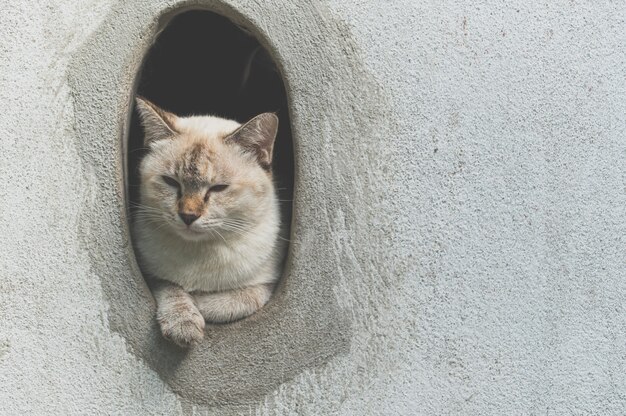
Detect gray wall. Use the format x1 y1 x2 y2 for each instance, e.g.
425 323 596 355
1 0 625 414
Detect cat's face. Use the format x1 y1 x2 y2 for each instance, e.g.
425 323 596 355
135 98 278 241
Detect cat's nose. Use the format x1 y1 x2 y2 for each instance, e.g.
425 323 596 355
179 212 200 225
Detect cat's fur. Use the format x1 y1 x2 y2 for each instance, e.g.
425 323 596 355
133 97 281 347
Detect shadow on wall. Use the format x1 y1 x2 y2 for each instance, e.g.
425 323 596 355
128 10 294 237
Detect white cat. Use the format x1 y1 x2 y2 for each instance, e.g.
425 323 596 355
133 97 281 347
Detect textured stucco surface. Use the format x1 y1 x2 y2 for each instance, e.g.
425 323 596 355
1 0 626 415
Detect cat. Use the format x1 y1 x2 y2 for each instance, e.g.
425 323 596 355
133 97 281 347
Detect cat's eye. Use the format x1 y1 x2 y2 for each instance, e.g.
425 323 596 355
209 184 228 192
161 175 180 188
204 184 228 202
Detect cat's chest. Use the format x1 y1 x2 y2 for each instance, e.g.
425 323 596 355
166 243 250 291
138 229 271 292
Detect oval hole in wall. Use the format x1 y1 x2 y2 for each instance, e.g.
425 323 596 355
127 10 294 294
68 1 361 405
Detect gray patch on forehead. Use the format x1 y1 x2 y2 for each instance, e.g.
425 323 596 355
177 143 212 188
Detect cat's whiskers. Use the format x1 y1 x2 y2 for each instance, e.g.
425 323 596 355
131 204 168 216
213 229 228 245
200 218 255 241
218 224 248 239
133 209 179 235
223 219 290 242
217 220 289 242
133 214 165 223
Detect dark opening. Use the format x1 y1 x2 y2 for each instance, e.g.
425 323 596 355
127 10 293 262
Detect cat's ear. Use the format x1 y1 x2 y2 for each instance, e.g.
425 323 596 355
225 113 278 170
135 97 178 144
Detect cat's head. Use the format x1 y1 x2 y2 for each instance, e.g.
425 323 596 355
135 97 279 241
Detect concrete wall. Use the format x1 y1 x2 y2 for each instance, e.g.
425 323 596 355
1 0 625 414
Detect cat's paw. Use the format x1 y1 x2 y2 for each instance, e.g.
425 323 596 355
157 306 206 347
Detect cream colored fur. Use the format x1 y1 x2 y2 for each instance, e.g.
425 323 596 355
133 97 281 347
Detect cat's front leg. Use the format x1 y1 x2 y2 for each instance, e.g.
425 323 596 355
152 280 205 347
193 284 273 324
